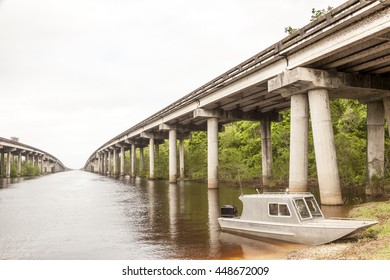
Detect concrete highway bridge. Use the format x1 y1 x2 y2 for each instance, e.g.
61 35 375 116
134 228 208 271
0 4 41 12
84 0 390 205
0 137 66 177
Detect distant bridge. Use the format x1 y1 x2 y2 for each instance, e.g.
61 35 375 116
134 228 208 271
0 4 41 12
0 137 66 177
85 0 390 205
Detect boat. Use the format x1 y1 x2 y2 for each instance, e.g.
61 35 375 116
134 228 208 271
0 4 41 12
217 192 377 245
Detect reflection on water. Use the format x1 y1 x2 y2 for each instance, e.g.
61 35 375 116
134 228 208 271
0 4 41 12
0 171 379 260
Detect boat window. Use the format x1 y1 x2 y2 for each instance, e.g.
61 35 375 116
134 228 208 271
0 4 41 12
268 203 291 217
294 198 311 219
305 197 323 217
279 204 290 216
269 203 278 216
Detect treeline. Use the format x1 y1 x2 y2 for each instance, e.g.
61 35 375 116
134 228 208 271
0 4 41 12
125 99 390 188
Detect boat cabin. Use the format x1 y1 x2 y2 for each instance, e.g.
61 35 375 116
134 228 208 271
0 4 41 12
238 192 324 224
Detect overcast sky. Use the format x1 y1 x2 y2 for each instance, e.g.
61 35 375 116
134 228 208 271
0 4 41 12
0 0 345 169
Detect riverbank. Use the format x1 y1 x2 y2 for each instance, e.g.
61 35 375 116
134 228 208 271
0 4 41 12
287 200 390 260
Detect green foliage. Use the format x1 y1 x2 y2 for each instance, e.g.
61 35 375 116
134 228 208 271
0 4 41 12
21 162 40 177
310 6 333 21
155 141 169 179
218 121 261 182
285 6 333 34
185 132 207 180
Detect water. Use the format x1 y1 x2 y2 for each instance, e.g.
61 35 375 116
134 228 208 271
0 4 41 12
0 171 331 260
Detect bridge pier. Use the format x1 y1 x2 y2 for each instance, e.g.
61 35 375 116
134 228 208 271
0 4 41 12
179 139 185 180
207 117 219 189
6 150 11 178
169 129 177 183
0 151 4 177
103 152 106 174
366 101 385 192
131 143 136 178
308 88 342 205
289 93 309 192
120 147 125 176
269 67 390 204
113 148 118 176
149 138 155 180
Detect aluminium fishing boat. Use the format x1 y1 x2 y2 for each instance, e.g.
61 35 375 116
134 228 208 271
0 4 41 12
218 192 377 245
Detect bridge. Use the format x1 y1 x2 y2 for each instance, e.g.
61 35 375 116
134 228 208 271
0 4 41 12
0 137 66 177
84 0 390 205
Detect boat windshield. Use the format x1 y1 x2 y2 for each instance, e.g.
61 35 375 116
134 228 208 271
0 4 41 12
305 196 323 217
294 198 311 220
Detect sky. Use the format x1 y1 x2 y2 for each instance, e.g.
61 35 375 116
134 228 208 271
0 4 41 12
0 0 346 169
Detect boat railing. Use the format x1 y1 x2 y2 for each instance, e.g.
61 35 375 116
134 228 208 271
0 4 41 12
328 217 377 223
261 192 314 196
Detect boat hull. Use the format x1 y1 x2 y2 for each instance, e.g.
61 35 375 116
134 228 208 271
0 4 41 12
218 217 377 245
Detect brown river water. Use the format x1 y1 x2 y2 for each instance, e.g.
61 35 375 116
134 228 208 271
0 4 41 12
0 170 355 260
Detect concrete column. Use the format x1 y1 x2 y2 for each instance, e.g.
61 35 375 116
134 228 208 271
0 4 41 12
179 139 185 180
40 156 44 174
131 143 136 178
102 153 106 174
169 129 177 183
108 151 112 175
149 138 155 180
17 150 22 177
6 150 11 178
367 101 385 185
113 149 118 176
207 117 219 189
260 115 273 186
120 147 125 176
0 151 4 177
308 88 342 205
140 147 144 176
289 93 309 192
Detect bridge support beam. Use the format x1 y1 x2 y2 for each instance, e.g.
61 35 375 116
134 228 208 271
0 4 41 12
308 88 342 205
6 150 11 178
179 139 185 180
289 93 309 192
120 147 125 176
149 138 155 180
0 151 4 177
131 143 136 178
103 152 106 174
366 101 385 192
113 148 118 176
207 117 219 189
169 129 177 183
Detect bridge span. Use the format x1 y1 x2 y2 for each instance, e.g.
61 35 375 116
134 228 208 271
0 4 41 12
85 0 390 205
0 137 66 177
